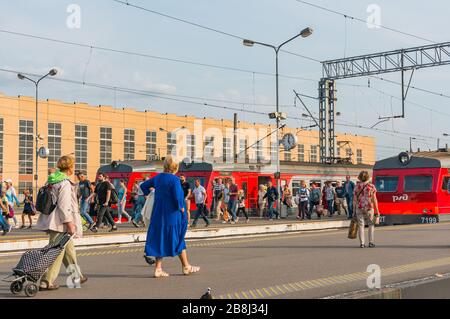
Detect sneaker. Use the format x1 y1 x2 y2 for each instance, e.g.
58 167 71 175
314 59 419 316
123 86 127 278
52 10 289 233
27 225 32 229
90 227 98 233
368 243 376 248
109 226 118 232
360 244 365 248
221 221 227 224
20 225 26 229
230 221 236 224
205 223 210 228
131 220 139 228
116 220 122 224
296 216 300 219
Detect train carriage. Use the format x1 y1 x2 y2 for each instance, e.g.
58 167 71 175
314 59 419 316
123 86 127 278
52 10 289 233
373 150 450 225
97 159 372 218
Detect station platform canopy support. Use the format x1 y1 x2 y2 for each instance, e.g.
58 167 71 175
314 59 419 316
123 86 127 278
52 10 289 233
318 42 450 163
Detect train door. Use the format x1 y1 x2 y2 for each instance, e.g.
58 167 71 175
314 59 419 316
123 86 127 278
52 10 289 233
240 176 249 208
438 172 450 216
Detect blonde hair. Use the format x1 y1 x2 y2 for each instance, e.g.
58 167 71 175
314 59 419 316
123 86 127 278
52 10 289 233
57 155 75 172
358 171 370 182
163 155 179 174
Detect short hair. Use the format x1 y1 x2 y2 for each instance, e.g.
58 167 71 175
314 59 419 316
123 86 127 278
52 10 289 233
57 156 75 172
163 155 179 174
358 171 370 182
120 179 125 183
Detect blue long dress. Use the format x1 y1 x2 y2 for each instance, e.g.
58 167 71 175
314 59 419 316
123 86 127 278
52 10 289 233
140 173 188 258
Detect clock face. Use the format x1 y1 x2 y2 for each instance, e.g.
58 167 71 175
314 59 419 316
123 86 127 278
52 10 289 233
38 147 50 159
282 134 297 151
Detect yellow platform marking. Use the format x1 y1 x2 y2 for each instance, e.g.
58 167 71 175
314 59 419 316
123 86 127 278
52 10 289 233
216 256 450 299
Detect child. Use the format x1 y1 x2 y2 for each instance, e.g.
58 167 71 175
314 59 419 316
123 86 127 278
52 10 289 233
236 190 249 223
21 189 35 229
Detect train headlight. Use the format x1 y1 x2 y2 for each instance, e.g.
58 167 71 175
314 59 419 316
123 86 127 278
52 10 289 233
398 152 411 165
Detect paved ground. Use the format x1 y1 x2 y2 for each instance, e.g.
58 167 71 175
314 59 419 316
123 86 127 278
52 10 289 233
1 222 450 299
0 213 348 241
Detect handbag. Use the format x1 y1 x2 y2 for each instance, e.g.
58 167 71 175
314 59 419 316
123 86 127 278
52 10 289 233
8 206 14 218
142 192 155 227
348 217 359 239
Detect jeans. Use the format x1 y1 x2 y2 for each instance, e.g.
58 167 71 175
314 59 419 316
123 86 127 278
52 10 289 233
327 200 334 215
0 213 9 231
192 203 210 226
268 201 278 219
80 198 94 224
133 196 146 223
95 205 115 228
227 200 238 222
299 201 309 219
346 196 354 218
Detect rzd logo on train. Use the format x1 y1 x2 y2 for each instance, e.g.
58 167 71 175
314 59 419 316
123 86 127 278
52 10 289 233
392 194 408 202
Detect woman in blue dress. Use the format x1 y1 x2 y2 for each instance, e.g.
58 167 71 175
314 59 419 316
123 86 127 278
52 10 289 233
140 156 200 278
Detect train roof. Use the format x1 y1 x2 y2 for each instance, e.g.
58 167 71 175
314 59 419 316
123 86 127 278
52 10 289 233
98 159 372 174
97 160 163 173
374 150 450 170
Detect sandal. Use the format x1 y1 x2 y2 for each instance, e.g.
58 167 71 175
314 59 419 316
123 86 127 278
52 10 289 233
154 268 170 278
39 283 60 291
183 265 200 276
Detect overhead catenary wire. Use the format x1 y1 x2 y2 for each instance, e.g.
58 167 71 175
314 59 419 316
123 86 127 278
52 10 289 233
295 0 437 44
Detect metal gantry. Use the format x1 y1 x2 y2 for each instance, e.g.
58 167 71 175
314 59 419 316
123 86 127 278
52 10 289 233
317 41 450 163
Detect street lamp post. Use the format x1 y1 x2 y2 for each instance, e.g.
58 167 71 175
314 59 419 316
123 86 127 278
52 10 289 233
17 69 58 197
243 27 313 215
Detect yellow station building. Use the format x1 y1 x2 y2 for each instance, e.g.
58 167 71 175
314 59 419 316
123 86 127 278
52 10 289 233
0 93 376 194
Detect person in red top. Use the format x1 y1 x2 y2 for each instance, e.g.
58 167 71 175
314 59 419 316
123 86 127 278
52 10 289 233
353 171 380 248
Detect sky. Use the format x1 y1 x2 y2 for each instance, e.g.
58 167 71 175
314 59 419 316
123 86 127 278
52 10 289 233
0 0 449 160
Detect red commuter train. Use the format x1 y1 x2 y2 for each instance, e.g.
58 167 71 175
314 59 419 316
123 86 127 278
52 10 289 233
97 159 372 215
373 150 450 225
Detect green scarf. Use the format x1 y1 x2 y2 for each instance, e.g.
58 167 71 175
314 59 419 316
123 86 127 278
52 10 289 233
47 170 69 185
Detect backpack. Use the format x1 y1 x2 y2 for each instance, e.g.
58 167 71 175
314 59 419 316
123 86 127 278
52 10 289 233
110 188 119 205
35 184 57 215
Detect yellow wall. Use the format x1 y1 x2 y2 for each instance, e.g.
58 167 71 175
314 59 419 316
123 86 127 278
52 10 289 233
0 93 376 191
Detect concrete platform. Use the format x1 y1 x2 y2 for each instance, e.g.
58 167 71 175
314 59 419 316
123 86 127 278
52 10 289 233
0 215 350 253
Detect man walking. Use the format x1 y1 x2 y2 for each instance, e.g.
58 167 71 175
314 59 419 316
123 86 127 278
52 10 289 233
91 173 117 232
264 181 279 221
227 177 239 224
335 181 348 216
76 172 95 230
191 179 210 227
180 175 191 225
344 175 356 219
309 183 322 219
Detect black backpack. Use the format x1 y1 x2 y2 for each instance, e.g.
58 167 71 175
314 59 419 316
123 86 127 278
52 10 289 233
35 184 56 215
110 188 119 205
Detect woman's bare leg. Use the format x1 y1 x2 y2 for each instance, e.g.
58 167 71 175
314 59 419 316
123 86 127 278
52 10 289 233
178 249 189 268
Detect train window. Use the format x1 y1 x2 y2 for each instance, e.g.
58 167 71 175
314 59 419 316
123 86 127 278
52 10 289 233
442 176 450 191
310 180 321 188
404 175 433 192
292 180 301 196
375 176 398 193
258 176 272 187
109 178 129 191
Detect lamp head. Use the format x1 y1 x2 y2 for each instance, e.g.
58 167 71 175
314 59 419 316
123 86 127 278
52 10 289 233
243 39 254 47
300 27 313 38
49 69 58 76
17 73 25 80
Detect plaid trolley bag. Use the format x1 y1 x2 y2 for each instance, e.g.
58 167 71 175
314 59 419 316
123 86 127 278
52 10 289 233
3 233 73 297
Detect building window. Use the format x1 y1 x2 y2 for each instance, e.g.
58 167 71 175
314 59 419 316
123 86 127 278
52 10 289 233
239 139 248 163
0 118 3 174
346 148 353 159
100 127 112 165
223 138 231 162
146 131 157 161
19 120 34 174
357 149 363 164
297 144 304 162
284 149 291 161
48 123 61 169
167 132 177 156
75 125 88 173
336 147 341 157
18 181 33 196
124 129 135 161
256 141 264 163
187 135 196 160
310 145 318 163
204 136 214 160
